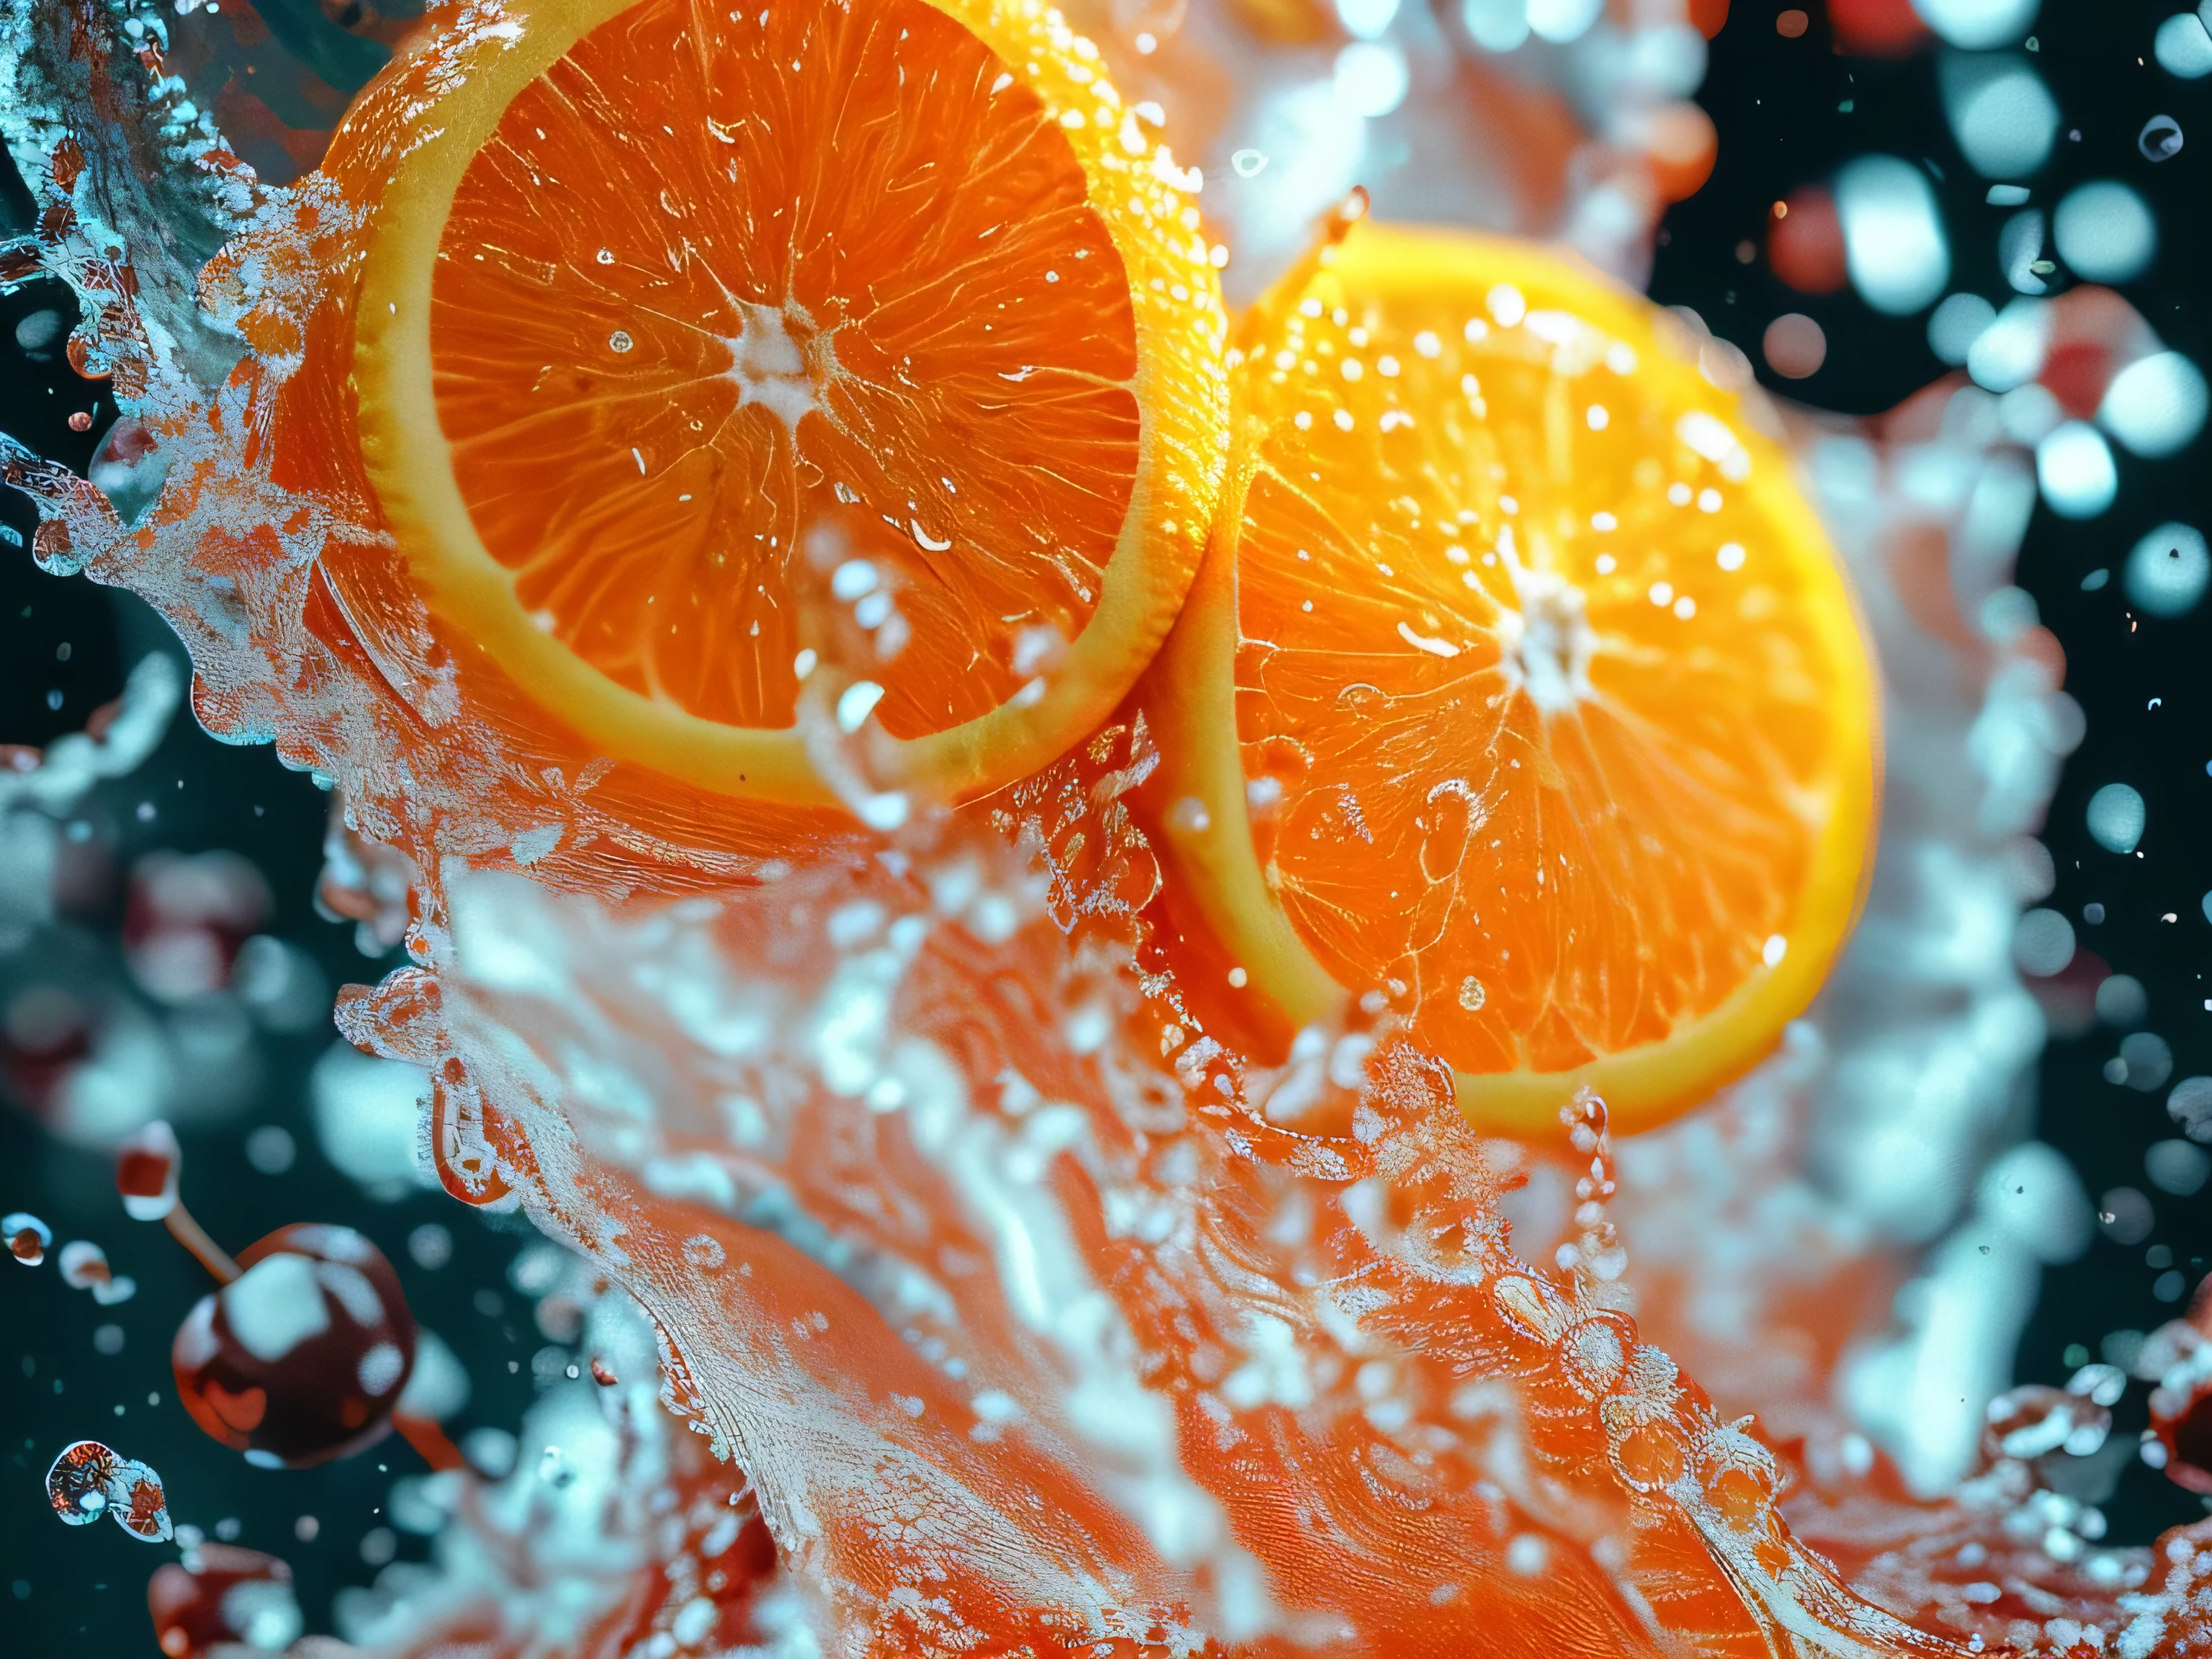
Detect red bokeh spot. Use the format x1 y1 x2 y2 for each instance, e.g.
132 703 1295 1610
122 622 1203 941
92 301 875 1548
1770 187 1848 294
1827 0 1930 54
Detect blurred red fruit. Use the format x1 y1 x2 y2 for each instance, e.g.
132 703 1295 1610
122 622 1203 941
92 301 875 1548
148 1545 300 1658
1770 186 1848 294
1827 0 1929 54
172 1223 416 1468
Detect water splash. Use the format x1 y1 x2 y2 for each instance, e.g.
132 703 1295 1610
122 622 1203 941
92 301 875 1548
0 0 2203 1653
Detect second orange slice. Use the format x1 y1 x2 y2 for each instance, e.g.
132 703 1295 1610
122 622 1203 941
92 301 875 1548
1144 224 1879 1135
348 0 1227 814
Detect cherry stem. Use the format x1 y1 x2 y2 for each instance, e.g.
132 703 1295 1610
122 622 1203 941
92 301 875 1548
165 1202 240 1284
392 1411 468 1473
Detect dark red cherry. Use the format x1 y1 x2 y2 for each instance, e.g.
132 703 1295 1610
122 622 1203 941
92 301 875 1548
147 1544 300 1657
171 1223 416 1468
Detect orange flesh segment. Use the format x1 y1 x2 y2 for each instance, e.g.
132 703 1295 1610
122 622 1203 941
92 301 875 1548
1159 225 1876 1133
428 0 1139 743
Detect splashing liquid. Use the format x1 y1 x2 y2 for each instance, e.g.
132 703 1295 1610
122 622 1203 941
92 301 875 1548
2 0 2206 1654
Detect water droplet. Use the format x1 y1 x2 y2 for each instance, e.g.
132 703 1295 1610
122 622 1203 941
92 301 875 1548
2140 114 2185 162
5 1212 50 1265
608 330 634 354
2085 783 2145 854
835 680 885 733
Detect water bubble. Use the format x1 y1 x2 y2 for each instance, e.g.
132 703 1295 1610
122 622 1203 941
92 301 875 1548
1999 208 2049 296
2121 1032 2175 1092
2085 783 2145 853
835 680 886 733
608 330 634 354
408 1223 454 1270
1834 156 1950 315
830 559 879 601
2154 12 2212 76
2035 422 2116 518
2139 113 2185 161
1762 313 1826 379
1230 148 1269 178
1333 42 1410 117
1928 292 1996 365
59 1239 112 1290
2012 908 2075 976
14 308 63 354
2097 1186 2154 1245
1525 0 1602 42
5 1212 51 1265
244 1125 295 1174
2100 351 2208 457
1335 0 1399 38
1940 53 2060 179
313 1043 436 1197
1914 0 2040 49
2096 974 2149 1028
461 1426 518 1478
2054 181 2157 282
2147 1140 2211 1196
1462 0 1532 51
1967 295 2050 390
2124 523 2210 617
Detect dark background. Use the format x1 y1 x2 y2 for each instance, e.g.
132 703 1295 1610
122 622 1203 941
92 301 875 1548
1 0 2208 1648
1648 0 2212 1543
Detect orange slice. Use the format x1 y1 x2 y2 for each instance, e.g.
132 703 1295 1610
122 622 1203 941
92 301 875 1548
349 0 1226 813
1143 222 1878 1135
